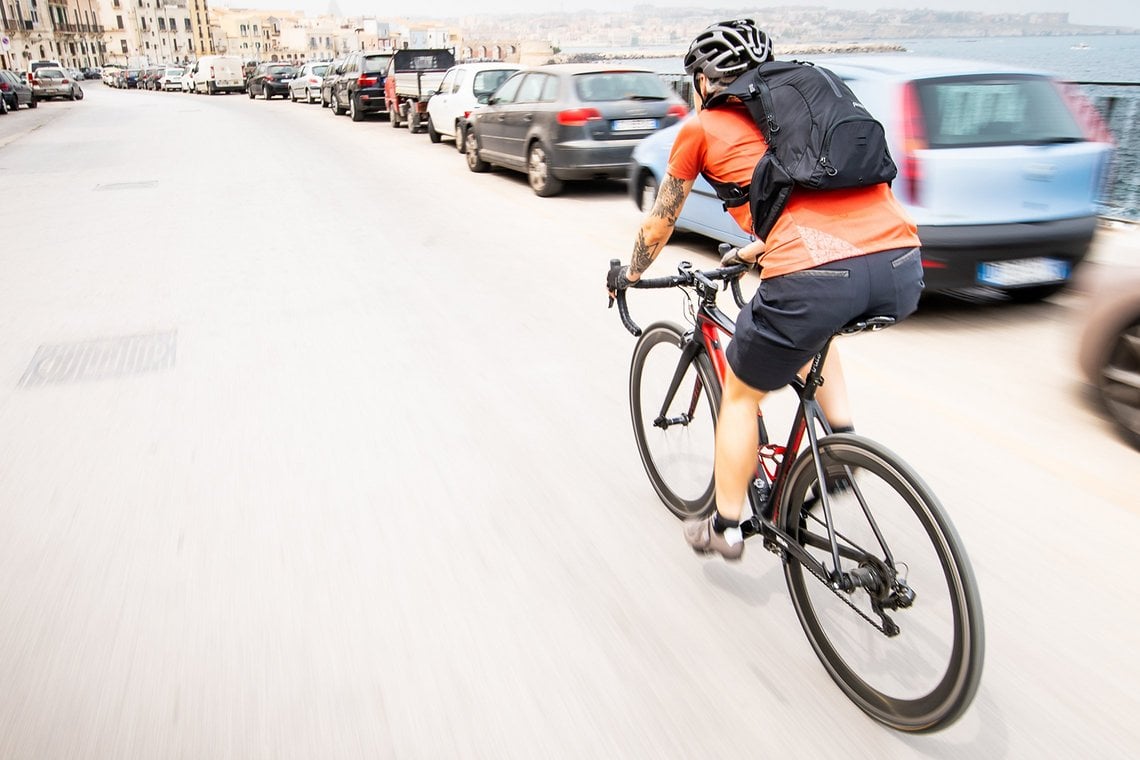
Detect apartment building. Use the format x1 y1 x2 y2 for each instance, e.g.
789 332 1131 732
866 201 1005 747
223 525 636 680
96 0 195 66
1 0 106 69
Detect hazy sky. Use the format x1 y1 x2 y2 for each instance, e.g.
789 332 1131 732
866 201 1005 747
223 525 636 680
214 1 1139 30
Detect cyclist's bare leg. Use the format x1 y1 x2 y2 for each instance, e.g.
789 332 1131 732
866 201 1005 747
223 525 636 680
713 365 768 522
714 349 853 521
813 347 853 430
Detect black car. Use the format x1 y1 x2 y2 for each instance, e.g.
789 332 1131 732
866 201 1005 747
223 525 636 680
247 63 295 100
319 57 346 108
466 64 688 196
0 69 35 110
329 50 391 121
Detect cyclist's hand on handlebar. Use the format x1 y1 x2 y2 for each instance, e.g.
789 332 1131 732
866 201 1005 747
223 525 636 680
719 241 763 268
606 260 639 305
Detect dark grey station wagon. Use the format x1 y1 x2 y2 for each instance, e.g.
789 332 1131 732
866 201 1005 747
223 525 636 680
465 63 688 196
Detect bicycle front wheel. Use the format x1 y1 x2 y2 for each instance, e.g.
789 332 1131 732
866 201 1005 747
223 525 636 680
629 322 721 519
779 434 984 732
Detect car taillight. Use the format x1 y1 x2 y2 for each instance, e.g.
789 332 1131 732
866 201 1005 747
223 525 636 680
899 82 927 206
309 77 318 84
667 103 688 119
61 79 69 84
0 82 9 92
358 75 377 87
557 107 603 126
32 78 42 86
1056 81 1114 144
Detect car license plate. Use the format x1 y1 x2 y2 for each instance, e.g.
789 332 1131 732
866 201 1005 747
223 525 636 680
613 118 658 132
977 257 1070 287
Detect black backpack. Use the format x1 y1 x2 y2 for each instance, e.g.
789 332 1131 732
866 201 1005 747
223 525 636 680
703 60 897 240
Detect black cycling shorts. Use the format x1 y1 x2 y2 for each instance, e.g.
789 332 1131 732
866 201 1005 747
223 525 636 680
727 247 924 392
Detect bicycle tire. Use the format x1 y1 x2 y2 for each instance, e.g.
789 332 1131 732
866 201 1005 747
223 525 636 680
778 434 984 732
629 322 721 519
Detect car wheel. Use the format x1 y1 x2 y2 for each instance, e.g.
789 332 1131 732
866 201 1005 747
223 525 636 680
290 89 297 102
321 92 328 107
28 97 37 109
640 174 659 211
0 97 7 115
427 115 441 143
465 131 489 173
308 91 317 104
350 95 363 122
1095 314 1140 449
331 93 342 115
528 142 563 197
248 86 255 99
456 123 467 153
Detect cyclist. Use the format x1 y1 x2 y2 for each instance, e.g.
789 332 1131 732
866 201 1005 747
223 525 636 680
611 18 924 560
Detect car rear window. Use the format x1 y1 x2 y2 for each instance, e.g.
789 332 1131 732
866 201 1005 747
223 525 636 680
312 65 329 76
362 55 391 74
914 74 1084 148
38 69 64 79
574 72 670 102
267 65 292 75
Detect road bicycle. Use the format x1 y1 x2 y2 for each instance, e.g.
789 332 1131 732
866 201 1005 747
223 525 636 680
608 256 984 732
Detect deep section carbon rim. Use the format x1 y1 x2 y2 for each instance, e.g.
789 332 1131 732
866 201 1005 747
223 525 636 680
779 434 984 731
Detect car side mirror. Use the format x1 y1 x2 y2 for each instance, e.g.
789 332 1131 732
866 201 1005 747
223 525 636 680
487 96 498 106
426 89 437 98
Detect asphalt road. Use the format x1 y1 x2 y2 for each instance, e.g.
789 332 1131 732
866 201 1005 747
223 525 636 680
1 83 1138 759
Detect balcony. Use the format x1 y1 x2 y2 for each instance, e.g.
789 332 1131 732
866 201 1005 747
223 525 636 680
2 19 35 32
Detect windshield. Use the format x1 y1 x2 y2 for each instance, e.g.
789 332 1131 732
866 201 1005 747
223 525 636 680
915 75 1084 147
574 72 670 102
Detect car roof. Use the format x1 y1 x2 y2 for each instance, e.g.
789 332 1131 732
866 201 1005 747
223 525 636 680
807 54 1056 81
522 63 655 76
451 62 522 71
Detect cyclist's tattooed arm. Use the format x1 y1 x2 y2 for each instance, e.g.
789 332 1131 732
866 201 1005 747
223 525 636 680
628 174 694 281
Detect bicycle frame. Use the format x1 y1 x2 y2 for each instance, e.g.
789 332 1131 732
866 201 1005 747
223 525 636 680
657 272 886 594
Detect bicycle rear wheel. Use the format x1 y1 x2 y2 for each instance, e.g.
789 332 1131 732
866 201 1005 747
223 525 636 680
629 322 720 518
779 434 984 732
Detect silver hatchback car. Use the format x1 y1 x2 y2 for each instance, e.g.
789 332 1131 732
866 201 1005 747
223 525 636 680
629 56 1115 300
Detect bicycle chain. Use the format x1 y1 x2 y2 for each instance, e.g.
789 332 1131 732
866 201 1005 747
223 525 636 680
764 539 891 637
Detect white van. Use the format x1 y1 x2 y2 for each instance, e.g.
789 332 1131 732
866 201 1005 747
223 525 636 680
189 55 244 94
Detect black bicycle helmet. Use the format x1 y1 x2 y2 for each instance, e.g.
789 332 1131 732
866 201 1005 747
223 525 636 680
684 18 773 81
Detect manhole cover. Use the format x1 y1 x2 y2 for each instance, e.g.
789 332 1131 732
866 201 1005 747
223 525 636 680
19 330 177 387
95 181 158 191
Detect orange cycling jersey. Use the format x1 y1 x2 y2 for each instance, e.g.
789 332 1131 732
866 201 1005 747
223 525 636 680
666 105 921 279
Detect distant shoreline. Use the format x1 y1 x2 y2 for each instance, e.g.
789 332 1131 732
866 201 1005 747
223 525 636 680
552 42 908 63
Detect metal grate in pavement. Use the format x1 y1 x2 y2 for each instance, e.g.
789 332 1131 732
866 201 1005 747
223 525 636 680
19 331 177 388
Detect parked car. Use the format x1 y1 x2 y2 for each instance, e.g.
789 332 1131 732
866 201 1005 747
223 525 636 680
158 67 184 92
81 66 101 80
0 69 35 110
426 62 522 149
628 56 1116 299
67 67 84 81
384 47 455 130
101 67 120 86
330 50 392 121
288 61 329 103
465 64 688 197
25 59 63 83
121 69 141 89
141 67 164 90
247 62 295 100
190 55 244 94
1078 271 1140 449
319 57 347 108
29 67 76 101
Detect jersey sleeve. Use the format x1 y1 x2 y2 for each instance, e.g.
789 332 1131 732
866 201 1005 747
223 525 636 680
665 115 707 181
